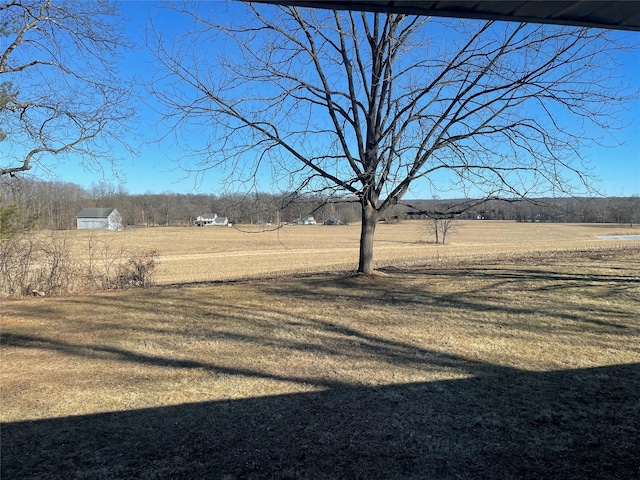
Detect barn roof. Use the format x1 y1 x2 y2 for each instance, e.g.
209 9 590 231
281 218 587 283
77 208 117 218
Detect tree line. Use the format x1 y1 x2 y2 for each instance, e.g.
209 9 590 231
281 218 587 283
1 177 637 230
0 177 363 229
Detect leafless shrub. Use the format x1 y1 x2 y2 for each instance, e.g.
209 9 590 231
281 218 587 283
0 233 78 297
0 232 160 298
0 235 36 297
112 249 159 289
32 234 80 296
84 232 130 291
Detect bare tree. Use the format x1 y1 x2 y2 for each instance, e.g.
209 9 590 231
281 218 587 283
425 216 457 245
150 4 636 274
0 0 134 177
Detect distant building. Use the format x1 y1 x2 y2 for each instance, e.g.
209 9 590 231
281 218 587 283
76 208 123 231
297 216 316 225
195 213 229 226
324 218 344 225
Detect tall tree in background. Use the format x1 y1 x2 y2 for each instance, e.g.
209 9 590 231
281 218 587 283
151 3 636 274
0 0 134 177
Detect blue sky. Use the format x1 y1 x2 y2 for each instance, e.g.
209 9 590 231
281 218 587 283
25 1 640 198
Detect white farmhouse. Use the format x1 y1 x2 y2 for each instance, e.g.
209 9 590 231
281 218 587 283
195 213 229 226
297 216 317 225
76 208 123 231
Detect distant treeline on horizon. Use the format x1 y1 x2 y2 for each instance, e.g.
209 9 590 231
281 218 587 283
1 177 638 230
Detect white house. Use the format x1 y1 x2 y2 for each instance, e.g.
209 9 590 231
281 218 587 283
297 216 317 225
77 208 123 231
195 213 229 226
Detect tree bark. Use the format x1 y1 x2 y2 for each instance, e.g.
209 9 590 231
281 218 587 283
358 202 378 274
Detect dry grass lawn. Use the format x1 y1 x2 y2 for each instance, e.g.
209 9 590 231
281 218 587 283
1 222 639 479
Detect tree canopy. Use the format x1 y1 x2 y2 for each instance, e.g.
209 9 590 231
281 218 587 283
0 0 134 177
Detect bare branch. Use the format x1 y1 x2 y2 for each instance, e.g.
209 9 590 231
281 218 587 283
0 0 135 177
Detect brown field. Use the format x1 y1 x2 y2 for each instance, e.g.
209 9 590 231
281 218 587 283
2 221 639 479
35 220 640 284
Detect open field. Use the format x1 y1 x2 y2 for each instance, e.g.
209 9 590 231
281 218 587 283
1 222 639 479
30 220 640 284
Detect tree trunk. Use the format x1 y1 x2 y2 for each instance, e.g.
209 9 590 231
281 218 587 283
358 203 378 274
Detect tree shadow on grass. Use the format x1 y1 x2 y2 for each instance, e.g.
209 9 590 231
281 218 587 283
262 266 639 336
2 363 638 480
3 259 639 479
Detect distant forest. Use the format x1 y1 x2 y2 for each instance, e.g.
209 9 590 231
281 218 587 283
1 177 638 230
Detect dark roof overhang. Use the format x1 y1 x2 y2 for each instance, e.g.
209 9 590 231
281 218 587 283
251 1 640 31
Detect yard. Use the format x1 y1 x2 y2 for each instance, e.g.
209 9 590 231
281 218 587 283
1 222 639 478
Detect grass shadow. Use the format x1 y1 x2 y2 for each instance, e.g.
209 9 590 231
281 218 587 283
3 251 639 478
2 363 639 479
263 264 639 335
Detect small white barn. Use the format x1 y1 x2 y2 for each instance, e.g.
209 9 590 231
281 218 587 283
195 213 229 226
76 208 123 231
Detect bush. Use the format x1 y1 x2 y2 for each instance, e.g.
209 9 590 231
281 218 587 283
34 234 80 296
0 229 160 298
113 249 159 289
